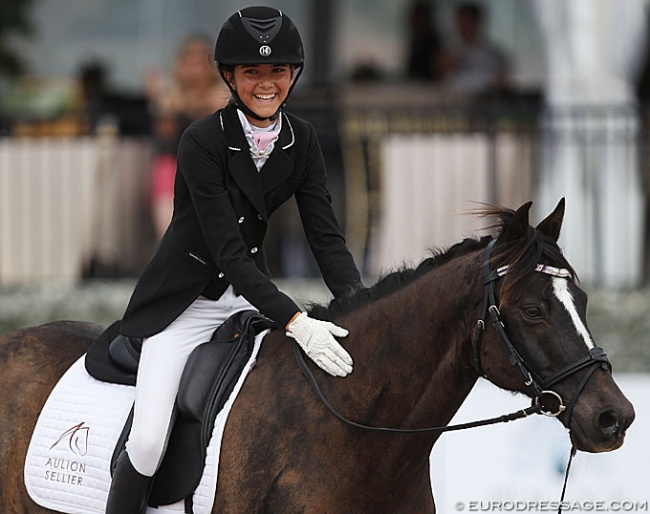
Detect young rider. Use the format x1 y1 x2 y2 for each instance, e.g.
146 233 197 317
105 6 363 513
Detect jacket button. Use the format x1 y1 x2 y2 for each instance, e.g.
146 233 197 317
250 247 258 254
218 272 225 278
238 217 245 224
257 214 263 221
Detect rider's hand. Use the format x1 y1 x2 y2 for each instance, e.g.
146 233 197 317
286 312 353 377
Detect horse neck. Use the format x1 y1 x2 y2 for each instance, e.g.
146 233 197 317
338 250 484 440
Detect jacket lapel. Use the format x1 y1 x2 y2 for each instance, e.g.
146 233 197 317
222 107 267 219
260 113 295 193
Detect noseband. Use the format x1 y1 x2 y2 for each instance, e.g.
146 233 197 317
472 240 612 422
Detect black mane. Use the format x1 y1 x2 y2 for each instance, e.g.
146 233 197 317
308 236 490 320
308 205 575 321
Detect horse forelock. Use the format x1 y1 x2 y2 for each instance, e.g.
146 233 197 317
488 207 577 307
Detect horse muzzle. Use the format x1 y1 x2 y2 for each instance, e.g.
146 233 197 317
568 397 635 453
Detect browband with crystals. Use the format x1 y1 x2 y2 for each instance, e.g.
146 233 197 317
496 264 572 279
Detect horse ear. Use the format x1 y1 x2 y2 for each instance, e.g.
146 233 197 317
536 198 565 242
500 201 533 242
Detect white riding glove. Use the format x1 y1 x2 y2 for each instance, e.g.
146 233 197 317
286 313 353 377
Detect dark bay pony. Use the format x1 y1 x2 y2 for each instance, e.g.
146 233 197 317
0 200 635 513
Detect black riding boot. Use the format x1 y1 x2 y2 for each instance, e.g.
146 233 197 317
105 451 154 514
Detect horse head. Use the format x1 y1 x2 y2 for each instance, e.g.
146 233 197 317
477 199 635 453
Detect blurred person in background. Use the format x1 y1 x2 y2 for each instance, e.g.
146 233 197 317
439 2 510 95
405 0 445 82
78 61 109 134
145 35 229 240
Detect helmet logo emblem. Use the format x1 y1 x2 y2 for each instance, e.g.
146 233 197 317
259 45 272 57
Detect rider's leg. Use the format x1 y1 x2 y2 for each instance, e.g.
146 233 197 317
105 289 253 513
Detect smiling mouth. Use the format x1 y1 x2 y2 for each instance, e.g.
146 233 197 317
254 93 277 102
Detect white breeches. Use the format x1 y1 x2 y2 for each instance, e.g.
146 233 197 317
125 287 254 477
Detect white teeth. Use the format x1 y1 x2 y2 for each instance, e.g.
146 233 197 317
255 94 275 101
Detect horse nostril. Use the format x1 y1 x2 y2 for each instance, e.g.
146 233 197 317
598 410 621 438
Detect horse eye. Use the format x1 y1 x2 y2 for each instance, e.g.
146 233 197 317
522 305 542 319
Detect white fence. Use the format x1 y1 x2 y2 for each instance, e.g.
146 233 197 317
374 132 533 274
0 137 153 285
1 104 647 287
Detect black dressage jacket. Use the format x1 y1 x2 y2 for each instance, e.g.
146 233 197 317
120 104 362 338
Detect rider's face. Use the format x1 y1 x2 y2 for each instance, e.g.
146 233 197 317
225 64 294 127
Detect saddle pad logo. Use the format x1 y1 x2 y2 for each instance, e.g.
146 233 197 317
41 422 90 487
50 422 89 456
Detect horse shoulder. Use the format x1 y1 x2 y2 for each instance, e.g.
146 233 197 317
215 328 318 512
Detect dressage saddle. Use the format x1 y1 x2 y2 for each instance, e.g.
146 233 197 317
84 310 274 508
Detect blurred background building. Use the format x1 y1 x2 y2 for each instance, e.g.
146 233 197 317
1 0 650 289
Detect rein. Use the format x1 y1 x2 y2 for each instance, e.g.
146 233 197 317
293 343 542 434
294 238 613 513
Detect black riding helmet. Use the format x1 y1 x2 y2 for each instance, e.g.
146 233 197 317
215 6 304 121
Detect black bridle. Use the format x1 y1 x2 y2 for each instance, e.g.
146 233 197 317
472 240 612 423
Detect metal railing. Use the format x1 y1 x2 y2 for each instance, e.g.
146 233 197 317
0 99 647 288
337 100 648 287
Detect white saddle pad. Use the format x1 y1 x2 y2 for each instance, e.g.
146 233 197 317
24 330 266 514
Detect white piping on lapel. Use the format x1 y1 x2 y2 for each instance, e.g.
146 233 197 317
281 113 295 150
219 111 242 151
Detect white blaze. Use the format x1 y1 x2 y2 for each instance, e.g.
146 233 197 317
552 277 594 349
